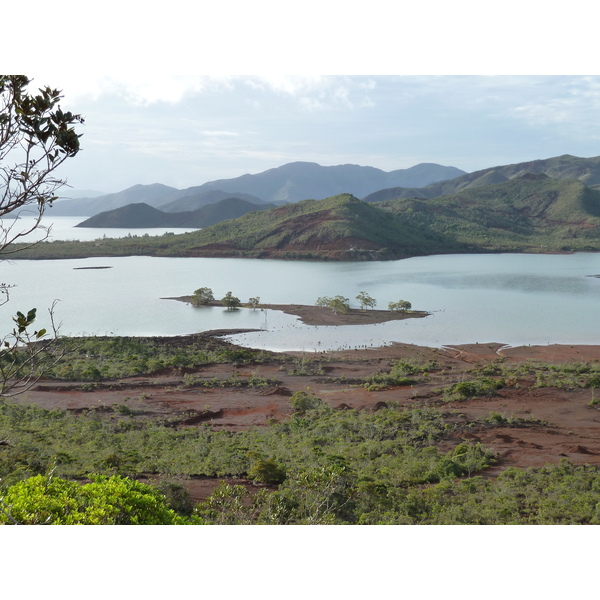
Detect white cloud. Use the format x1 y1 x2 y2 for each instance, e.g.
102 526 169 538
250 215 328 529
506 77 600 136
49 75 236 106
200 130 240 137
249 76 327 96
51 74 371 110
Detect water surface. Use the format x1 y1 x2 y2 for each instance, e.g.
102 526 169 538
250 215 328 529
2 249 600 351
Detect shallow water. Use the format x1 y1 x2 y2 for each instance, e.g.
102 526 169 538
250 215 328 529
2 248 600 351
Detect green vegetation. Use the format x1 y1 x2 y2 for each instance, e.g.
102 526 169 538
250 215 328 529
181 373 277 388
356 291 377 310
36 335 274 382
0 396 493 524
190 287 214 306
5 393 600 524
378 175 600 253
362 358 436 391
316 295 351 314
468 359 600 391
0 473 199 524
388 300 412 312
4 336 600 524
221 291 241 311
442 377 505 402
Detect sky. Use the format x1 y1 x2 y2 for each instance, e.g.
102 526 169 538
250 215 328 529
9 1 600 196
38 75 600 195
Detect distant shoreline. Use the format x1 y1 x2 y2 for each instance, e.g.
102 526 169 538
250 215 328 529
164 296 429 327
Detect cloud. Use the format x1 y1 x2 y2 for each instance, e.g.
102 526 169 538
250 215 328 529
54 75 236 105
200 130 240 137
56 75 379 112
506 77 600 136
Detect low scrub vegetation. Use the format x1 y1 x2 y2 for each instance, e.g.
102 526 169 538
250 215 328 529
36 335 276 382
3 389 599 523
4 337 600 524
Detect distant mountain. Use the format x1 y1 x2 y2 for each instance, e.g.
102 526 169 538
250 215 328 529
76 197 274 228
76 203 178 228
184 198 275 227
363 154 600 202
48 183 179 216
56 189 106 199
158 190 265 213
14 177 600 260
185 161 466 204
46 161 465 217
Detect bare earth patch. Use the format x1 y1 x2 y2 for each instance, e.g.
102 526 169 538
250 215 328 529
13 338 600 501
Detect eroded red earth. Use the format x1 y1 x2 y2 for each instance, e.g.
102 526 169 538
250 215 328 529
14 342 600 501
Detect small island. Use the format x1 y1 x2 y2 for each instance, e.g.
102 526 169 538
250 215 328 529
165 290 428 327
73 266 113 270
252 303 428 326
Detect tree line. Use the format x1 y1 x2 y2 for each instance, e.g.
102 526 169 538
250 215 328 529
317 291 412 314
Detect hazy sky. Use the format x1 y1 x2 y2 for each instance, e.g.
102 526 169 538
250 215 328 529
13 1 600 195
33 74 598 195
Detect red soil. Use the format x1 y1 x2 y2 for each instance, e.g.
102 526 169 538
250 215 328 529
14 340 600 501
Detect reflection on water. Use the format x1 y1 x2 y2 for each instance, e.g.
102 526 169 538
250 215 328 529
1 250 600 350
1 216 600 350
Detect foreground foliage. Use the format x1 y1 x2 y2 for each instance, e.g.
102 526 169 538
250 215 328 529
4 336 600 524
0 473 199 524
3 388 600 524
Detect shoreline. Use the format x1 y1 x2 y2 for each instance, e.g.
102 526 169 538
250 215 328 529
162 298 600 358
164 296 430 327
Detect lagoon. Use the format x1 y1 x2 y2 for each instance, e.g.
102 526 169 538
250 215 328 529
2 248 600 351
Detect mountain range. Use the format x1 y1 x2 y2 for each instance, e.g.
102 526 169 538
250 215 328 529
13 153 600 262
16 163 600 261
48 161 466 218
363 154 600 202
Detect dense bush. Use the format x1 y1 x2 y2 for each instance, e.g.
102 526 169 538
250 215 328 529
442 377 504 401
0 474 200 524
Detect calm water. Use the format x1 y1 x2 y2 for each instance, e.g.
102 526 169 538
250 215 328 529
4 215 199 242
1 217 600 350
1 252 600 351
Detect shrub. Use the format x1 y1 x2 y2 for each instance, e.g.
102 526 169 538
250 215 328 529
289 390 325 413
248 458 286 484
443 377 504 402
0 474 199 524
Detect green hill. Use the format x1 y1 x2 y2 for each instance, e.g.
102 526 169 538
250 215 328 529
363 154 600 202
377 174 600 252
11 194 464 260
175 193 462 260
11 179 600 260
76 198 274 229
